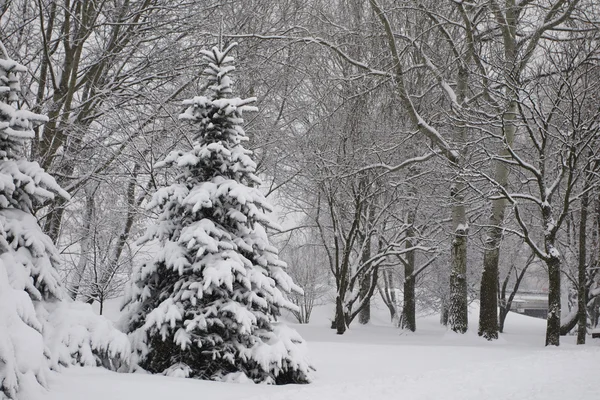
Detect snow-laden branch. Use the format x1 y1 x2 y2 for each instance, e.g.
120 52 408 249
368 0 460 164
477 169 550 260
411 255 438 279
518 0 582 72
210 8 462 165
489 193 543 207
353 151 440 175
499 139 543 180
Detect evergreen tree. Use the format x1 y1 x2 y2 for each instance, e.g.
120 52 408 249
122 43 311 384
0 47 129 400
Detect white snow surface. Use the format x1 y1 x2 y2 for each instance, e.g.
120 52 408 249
38 301 599 400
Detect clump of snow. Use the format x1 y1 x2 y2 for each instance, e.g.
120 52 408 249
548 245 560 259
163 363 192 378
38 301 130 371
222 371 254 384
0 256 48 400
0 55 128 400
0 192 130 400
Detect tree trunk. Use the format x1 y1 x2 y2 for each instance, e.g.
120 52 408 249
441 295 449 326
449 224 468 333
577 175 589 344
479 0 524 340
546 254 561 346
358 275 371 325
380 270 398 323
358 227 372 325
401 275 416 331
498 307 509 333
99 297 104 316
400 207 416 331
44 197 68 243
560 311 578 335
479 99 518 340
479 226 501 339
590 295 600 330
68 185 96 299
83 165 145 304
335 295 346 334
591 191 600 329
446 50 470 334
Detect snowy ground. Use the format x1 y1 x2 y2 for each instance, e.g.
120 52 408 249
40 301 600 400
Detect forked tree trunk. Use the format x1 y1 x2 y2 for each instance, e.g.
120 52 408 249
498 254 532 333
379 270 398 323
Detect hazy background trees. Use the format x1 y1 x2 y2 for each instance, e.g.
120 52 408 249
2 0 599 346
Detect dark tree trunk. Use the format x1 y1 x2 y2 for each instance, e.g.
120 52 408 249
448 181 468 333
560 311 578 335
358 276 371 325
449 225 468 333
99 297 104 315
546 255 561 346
478 94 518 339
335 296 346 334
498 307 509 333
577 181 589 344
358 230 372 325
44 197 68 243
401 276 416 331
441 297 449 326
479 226 502 339
400 208 416 331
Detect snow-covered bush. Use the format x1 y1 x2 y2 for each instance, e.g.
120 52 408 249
0 50 129 400
122 44 312 384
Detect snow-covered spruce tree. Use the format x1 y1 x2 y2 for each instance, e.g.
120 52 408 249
122 44 311 384
0 49 129 400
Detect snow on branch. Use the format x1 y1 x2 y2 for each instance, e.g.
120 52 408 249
354 151 440 175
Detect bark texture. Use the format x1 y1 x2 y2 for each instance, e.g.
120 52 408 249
577 176 589 344
449 224 468 333
400 214 416 331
